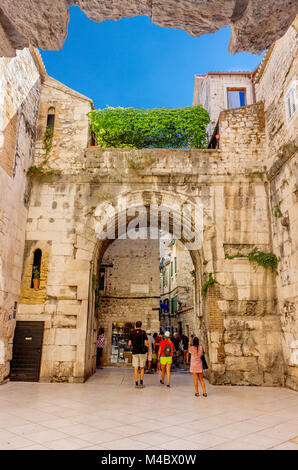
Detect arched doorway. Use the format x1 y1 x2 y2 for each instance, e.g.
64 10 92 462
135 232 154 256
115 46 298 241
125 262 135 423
82 190 211 380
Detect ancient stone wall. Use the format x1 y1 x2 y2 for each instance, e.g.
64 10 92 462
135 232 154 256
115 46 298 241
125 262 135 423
255 23 298 390
14 98 290 386
255 24 297 169
0 48 43 383
34 75 92 172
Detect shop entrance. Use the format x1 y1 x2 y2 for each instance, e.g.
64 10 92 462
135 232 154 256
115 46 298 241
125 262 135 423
110 322 134 365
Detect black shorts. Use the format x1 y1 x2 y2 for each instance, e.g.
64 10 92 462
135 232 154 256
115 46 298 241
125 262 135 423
97 347 103 357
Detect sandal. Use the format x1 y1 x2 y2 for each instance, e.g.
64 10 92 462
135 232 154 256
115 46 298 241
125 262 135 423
160 380 164 385
195 392 199 397
203 393 207 397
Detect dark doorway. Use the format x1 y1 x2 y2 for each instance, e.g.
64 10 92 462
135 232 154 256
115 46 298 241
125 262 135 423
10 321 44 382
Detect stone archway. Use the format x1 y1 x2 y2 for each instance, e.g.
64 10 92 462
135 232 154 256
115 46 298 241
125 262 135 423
0 1 297 57
82 189 212 380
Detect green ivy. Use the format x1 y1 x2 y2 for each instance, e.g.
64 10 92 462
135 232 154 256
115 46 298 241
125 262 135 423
225 247 279 275
225 253 247 260
43 126 54 155
27 166 62 178
88 105 210 149
245 171 264 182
274 202 283 218
32 266 40 279
92 274 97 291
202 273 219 298
248 248 279 275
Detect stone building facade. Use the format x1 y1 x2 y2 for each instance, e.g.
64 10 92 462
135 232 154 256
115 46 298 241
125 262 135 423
15 97 284 386
254 21 298 390
193 71 255 140
0 19 297 390
160 240 196 337
0 48 45 382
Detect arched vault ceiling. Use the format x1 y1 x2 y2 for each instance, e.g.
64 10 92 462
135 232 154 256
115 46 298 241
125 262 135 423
0 0 297 57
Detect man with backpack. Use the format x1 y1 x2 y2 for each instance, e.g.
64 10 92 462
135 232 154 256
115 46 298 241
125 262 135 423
128 321 149 388
158 331 174 387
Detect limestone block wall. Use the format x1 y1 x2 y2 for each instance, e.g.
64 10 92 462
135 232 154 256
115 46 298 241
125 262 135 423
34 75 92 173
14 100 291 386
268 154 298 390
255 22 298 390
0 48 43 384
255 24 297 169
175 243 196 309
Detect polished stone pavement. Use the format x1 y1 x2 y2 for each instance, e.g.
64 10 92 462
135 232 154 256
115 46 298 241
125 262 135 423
0 368 297 450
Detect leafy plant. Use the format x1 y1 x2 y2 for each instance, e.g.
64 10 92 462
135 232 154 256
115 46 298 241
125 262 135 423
202 273 219 298
92 274 97 291
245 171 264 182
225 253 247 260
274 202 283 218
247 248 279 275
32 266 40 279
225 247 279 275
88 105 210 149
43 126 54 155
27 166 62 178
126 158 144 171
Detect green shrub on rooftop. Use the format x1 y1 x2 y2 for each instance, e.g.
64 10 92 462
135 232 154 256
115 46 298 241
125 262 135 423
88 105 210 149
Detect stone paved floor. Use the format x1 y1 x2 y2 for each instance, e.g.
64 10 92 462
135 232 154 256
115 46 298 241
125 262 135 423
0 368 297 450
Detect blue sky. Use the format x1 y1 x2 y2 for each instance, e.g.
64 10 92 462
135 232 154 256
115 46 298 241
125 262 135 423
40 6 264 109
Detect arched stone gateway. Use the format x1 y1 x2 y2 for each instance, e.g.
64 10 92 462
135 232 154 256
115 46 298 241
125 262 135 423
83 191 209 380
0 0 297 57
16 103 286 386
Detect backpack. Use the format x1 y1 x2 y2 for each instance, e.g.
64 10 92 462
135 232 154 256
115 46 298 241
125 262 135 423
163 341 172 357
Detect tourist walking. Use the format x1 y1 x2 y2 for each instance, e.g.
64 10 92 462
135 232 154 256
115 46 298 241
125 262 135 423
171 332 180 366
128 321 149 388
156 331 164 371
188 337 207 397
96 328 105 369
146 330 154 374
158 331 174 387
181 334 190 365
152 332 159 372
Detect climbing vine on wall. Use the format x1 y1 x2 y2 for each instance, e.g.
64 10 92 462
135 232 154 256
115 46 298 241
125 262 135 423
26 166 62 178
43 126 54 155
226 247 279 275
274 202 283 218
88 105 210 149
202 273 219 298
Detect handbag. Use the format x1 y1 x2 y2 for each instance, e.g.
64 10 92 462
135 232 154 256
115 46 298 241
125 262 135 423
201 350 208 370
